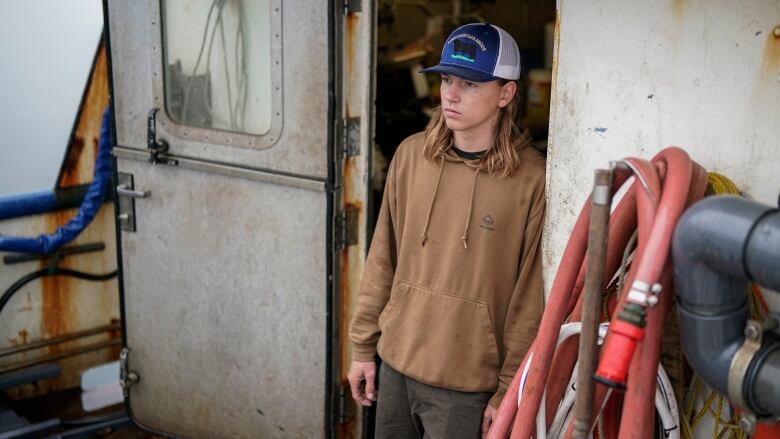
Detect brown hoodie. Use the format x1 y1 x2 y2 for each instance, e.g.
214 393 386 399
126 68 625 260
349 129 545 408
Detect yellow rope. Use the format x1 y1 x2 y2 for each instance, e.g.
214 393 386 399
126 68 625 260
707 172 742 196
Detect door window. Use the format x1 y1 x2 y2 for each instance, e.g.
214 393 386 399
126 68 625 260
161 0 273 136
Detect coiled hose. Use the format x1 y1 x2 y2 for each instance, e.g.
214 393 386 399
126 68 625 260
488 147 708 439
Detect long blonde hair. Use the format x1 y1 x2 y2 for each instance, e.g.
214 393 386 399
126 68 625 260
423 80 524 178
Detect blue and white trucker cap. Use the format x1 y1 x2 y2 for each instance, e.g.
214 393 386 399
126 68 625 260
421 23 521 82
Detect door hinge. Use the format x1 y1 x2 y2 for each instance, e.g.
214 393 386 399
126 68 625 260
335 206 359 251
342 117 361 159
344 0 362 14
338 382 355 424
119 347 140 399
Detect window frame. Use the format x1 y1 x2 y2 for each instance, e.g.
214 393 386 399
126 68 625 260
150 0 283 150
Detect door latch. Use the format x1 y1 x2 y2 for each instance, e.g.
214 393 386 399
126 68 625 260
116 172 148 232
147 108 178 166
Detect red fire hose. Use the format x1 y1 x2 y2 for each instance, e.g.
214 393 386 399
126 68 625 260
487 147 708 439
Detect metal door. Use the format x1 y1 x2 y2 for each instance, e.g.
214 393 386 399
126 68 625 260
105 1 373 437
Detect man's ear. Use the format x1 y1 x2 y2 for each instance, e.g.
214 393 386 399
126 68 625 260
498 81 517 108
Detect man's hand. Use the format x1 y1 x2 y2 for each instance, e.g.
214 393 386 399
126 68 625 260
347 360 377 406
482 404 497 438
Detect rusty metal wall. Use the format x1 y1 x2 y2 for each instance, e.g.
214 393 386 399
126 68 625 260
58 46 110 188
0 44 119 399
0 206 120 398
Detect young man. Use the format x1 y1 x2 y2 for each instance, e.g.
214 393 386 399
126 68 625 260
348 23 545 439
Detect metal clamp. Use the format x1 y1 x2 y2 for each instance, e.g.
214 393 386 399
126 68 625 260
626 280 663 307
728 319 763 412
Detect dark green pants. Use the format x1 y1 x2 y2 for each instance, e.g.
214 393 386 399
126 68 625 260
375 362 492 439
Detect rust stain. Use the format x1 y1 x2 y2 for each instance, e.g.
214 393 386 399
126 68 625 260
671 0 684 19
59 44 109 188
336 154 363 438
39 209 76 349
108 317 122 358
39 42 110 357
17 330 29 345
549 10 562 126
761 31 780 79
60 136 85 184
6 329 29 347
338 11 364 437
551 11 560 88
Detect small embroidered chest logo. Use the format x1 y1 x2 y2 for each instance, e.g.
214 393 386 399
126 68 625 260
480 215 495 231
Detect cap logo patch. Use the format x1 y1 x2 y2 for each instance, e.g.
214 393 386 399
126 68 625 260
447 33 487 51
452 39 478 63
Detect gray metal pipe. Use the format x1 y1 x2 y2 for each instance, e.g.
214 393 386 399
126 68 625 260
672 195 780 416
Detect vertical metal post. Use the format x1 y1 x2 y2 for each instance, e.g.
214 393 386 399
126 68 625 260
572 169 613 438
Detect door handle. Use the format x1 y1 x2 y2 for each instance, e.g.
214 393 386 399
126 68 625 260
116 184 150 199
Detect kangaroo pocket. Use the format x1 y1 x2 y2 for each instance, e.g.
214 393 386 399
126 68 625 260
377 281 500 392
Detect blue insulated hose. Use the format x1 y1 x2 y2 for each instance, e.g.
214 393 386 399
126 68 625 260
0 108 112 254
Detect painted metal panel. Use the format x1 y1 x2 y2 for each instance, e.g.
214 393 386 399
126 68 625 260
108 0 329 179
118 158 327 438
546 0 780 288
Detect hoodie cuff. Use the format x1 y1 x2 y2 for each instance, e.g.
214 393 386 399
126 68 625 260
352 343 377 362
489 386 507 409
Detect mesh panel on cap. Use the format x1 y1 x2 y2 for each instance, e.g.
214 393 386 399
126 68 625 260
499 42 518 66
494 25 519 67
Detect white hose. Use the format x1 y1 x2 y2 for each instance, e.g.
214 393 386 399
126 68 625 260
517 322 680 439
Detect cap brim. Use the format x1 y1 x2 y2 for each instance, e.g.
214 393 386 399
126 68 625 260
420 64 498 82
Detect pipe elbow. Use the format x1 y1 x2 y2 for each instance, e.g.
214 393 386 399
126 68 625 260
672 195 773 403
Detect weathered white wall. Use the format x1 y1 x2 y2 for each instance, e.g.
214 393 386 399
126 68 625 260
545 0 780 285
545 1 779 434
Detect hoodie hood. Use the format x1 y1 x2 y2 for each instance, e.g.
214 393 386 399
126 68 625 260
440 126 534 172
422 127 535 249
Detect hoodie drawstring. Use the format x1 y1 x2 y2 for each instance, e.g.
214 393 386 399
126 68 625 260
461 168 480 250
420 157 445 246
